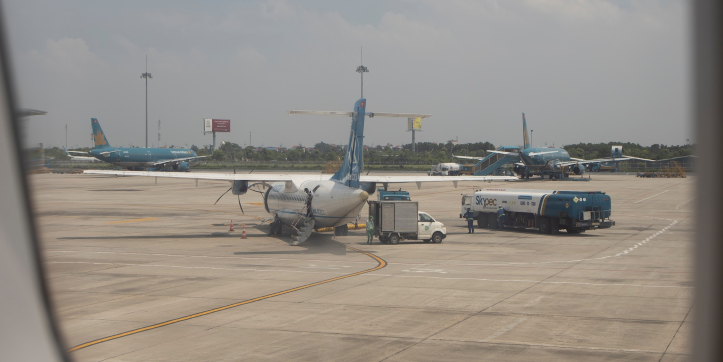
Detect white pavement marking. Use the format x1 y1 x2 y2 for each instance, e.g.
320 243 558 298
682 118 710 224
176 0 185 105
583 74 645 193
675 197 695 209
482 317 528 342
632 190 669 204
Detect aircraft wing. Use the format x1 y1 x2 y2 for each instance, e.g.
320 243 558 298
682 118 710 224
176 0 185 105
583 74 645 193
365 112 432 118
288 110 354 117
453 154 485 161
527 151 558 156
83 170 330 183
152 156 208 166
360 175 516 189
486 149 520 157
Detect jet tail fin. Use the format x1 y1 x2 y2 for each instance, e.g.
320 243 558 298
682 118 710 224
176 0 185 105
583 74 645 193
91 118 112 149
522 113 530 149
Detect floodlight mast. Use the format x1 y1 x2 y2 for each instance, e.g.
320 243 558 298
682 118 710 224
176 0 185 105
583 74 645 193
140 56 152 148
356 47 368 98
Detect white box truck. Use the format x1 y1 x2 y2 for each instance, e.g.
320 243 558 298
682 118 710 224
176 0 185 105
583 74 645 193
368 200 446 244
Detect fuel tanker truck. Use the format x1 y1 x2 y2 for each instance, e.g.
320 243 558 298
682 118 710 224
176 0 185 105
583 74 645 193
460 188 615 234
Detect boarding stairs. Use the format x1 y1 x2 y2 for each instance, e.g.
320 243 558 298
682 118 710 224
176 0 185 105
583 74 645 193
291 206 316 245
472 146 520 175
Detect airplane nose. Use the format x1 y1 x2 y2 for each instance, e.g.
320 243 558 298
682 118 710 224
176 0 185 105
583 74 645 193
359 190 369 201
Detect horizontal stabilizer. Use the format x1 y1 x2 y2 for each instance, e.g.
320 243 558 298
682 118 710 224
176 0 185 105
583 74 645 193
288 110 354 117
366 112 431 118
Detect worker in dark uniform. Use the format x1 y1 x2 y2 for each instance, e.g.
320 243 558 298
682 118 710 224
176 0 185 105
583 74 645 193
464 208 475 234
304 188 313 218
497 206 506 230
366 215 375 244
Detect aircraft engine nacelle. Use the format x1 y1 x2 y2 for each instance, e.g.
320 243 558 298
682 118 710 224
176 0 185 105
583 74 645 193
572 165 584 175
360 182 376 195
232 180 248 195
172 162 190 172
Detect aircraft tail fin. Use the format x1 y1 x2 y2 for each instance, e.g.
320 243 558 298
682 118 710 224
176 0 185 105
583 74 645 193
330 98 366 188
91 118 111 149
522 113 530 149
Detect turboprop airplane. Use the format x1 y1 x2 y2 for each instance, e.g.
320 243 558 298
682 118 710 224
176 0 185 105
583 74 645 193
68 118 203 171
454 113 652 179
85 97 516 244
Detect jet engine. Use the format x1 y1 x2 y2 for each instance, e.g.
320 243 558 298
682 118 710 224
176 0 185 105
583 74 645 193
172 162 190 172
572 165 584 175
232 180 248 195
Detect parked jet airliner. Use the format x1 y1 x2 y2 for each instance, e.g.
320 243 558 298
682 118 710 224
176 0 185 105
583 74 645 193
455 113 652 179
69 118 203 171
86 97 515 244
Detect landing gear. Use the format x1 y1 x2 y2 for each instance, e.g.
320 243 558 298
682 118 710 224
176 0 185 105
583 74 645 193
334 224 349 236
269 219 283 236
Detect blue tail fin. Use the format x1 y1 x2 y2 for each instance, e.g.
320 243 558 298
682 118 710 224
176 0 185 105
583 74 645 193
331 98 365 188
91 118 111 149
522 113 530 149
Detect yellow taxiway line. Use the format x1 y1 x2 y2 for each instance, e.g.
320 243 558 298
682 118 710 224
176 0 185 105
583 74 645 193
68 241 386 352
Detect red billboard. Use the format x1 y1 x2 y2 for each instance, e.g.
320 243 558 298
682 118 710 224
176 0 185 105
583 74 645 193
204 118 230 133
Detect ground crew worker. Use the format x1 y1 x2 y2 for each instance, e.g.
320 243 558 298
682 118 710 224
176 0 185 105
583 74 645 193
304 188 313 217
366 215 375 244
497 206 506 230
464 208 475 234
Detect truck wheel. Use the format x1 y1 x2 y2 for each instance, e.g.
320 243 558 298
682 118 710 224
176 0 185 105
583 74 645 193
341 225 349 236
389 234 400 244
477 214 487 228
487 217 496 229
551 218 560 235
539 218 551 234
432 232 444 243
379 235 388 243
567 229 582 234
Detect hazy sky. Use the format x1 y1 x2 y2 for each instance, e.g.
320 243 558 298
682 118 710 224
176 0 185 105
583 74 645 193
5 0 690 150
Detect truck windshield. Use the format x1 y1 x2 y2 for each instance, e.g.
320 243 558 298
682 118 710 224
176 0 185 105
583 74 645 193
419 213 434 222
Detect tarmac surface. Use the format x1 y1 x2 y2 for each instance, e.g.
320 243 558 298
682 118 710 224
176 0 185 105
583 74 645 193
31 172 693 361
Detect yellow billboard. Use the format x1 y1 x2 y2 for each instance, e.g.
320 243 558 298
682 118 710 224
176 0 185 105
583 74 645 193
407 117 422 131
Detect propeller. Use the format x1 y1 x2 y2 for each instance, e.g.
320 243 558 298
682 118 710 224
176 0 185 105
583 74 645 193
213 158 244 214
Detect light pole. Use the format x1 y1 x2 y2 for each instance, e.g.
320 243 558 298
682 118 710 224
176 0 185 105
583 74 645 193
530 130 533 147
140 56 152 148
356 47 368 98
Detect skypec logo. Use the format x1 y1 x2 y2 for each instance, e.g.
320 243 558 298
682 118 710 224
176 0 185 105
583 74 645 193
475 196 497 208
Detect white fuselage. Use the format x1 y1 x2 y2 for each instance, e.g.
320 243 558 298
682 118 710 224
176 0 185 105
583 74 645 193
264 180 369 228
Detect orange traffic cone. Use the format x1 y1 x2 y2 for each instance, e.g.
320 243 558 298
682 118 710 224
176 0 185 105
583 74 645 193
230 220 235 232
241 225 247 239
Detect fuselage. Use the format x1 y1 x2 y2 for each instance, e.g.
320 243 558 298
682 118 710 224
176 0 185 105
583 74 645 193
519 147 571 173
89 147 198 168
264 180 369 228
